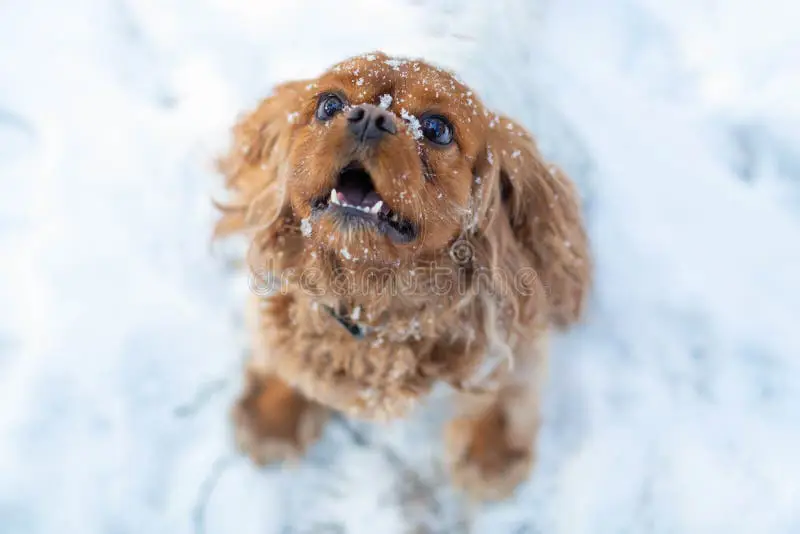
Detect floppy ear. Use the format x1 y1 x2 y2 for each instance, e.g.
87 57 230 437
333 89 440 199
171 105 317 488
214 81 310 254
478 116 592 328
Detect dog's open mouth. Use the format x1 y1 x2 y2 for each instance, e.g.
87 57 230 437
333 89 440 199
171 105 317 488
311 162 418 243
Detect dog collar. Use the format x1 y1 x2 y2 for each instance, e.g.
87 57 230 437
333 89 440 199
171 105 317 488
322 304 368 339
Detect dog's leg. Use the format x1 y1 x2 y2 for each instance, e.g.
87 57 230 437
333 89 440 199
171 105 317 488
444 334 548 501
232 368 329 465
231 295 329 465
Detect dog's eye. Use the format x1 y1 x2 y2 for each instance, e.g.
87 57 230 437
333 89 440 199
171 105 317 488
316 93 345 121
420 115 453 145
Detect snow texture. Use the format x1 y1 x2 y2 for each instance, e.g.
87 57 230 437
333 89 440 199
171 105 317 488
401 108 424 140
300 218 312 237
1 0 799 533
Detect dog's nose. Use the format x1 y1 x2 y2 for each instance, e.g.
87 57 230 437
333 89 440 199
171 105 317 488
347 104 396 142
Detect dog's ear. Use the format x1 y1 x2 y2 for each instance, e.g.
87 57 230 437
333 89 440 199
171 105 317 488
476 116 591 328
214 80 309 244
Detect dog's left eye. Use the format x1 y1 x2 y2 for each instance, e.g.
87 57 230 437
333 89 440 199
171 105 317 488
420 115 454 145
316 93 345 121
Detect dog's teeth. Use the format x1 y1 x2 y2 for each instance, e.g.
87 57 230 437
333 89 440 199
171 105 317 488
370 201 383 214
330 189 339 205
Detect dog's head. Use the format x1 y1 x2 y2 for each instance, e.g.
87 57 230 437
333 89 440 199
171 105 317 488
217 52 590 327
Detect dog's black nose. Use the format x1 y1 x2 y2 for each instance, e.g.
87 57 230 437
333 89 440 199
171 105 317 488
347 104 396 142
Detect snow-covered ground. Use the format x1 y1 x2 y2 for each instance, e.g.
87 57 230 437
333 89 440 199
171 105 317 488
1 0 799 532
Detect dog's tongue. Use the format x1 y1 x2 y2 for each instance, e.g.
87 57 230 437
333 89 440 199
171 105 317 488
337 183 382 207
337 178 366 205
361 191 382 207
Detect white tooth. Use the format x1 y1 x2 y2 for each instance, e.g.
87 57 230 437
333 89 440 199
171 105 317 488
370 201 383 214
330 189 339 205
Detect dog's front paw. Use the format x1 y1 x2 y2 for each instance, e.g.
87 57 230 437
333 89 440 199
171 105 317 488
232 374 329 465
444 409 534 502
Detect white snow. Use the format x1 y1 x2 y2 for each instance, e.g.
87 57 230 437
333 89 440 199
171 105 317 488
400 108 423 140
378 94 393 109
300 218 312 237
384 58 405 70
1 0 799 533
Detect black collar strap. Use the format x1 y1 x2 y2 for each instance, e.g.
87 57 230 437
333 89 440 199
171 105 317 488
322 304 367 339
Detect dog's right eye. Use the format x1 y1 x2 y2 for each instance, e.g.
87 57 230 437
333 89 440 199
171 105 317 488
316 93 345 121
420 114 454 145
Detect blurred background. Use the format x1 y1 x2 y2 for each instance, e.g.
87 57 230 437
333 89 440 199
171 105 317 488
1 0 799 532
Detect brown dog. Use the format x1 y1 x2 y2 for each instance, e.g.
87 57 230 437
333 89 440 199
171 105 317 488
214 51 591 500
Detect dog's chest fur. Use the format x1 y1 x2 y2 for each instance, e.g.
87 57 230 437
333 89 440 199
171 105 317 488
250 292 487 419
